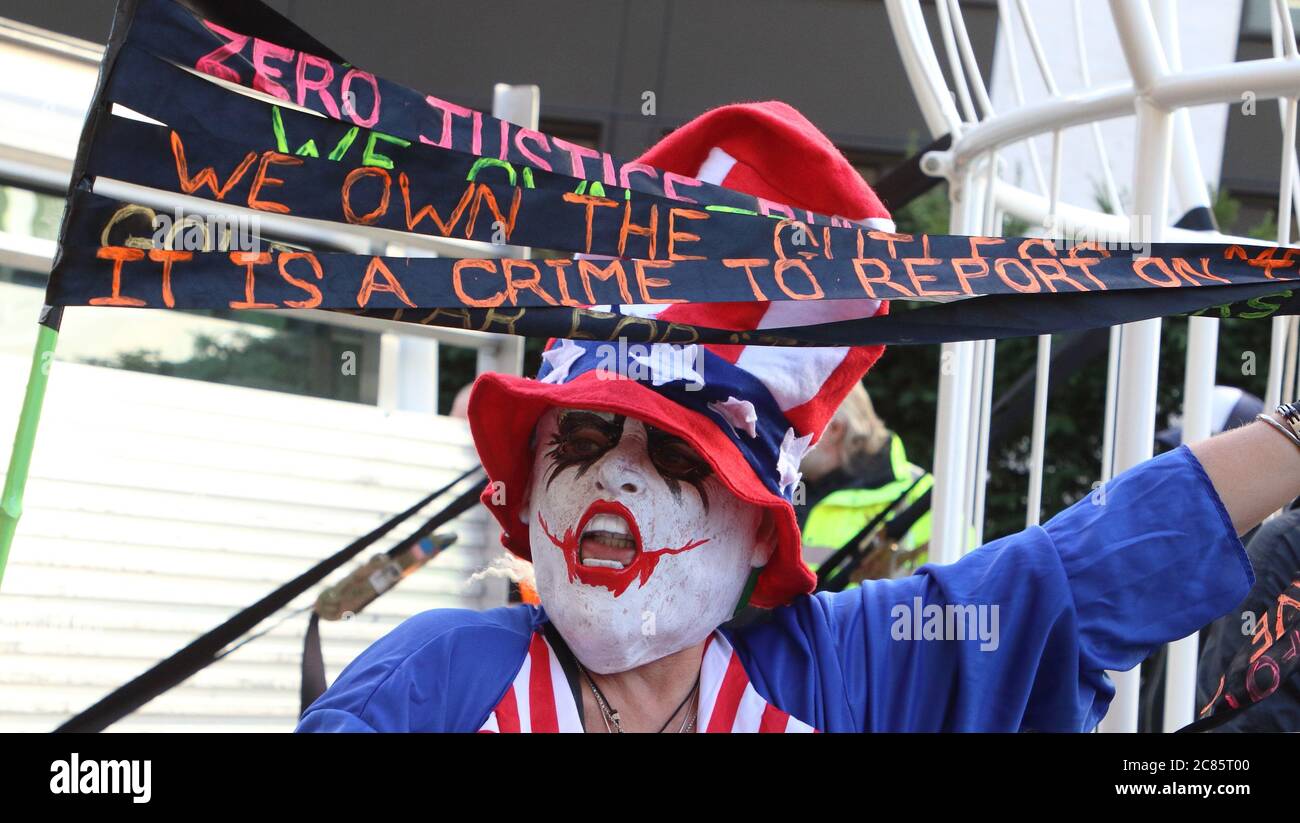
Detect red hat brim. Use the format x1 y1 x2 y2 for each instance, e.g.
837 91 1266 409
468 370 812 609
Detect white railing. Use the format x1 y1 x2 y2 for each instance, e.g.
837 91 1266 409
884 0 1299 732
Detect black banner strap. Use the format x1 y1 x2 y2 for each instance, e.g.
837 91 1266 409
87 47 1300 298
51 190 896 313
49 187 1300 325
47 0 1300 348
300 611 326 718
78 88 1300 301
338 277 1300 347
90 45 982 276
51 0 140 294
82 98 860 264
93 45 939 271
124 0 850 227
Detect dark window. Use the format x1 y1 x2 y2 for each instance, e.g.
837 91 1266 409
538 117 602 151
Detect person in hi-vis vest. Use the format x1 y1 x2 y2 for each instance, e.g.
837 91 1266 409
796 383 931 581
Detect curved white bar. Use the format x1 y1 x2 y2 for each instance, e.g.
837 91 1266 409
947 56 1300 173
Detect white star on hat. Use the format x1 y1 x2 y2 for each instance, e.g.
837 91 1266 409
776 427 814 494
630 343 704 388
539 339 585 384
708 396 759 438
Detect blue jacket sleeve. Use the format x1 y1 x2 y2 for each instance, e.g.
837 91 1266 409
732 445 1254 732
295 606 536 732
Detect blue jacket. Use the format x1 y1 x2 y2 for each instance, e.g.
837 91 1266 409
297 445 1253 732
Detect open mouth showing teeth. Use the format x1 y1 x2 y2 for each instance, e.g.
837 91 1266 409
579 511 640 571
538 499 706 597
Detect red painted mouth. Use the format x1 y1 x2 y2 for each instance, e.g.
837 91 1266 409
537 500 709 597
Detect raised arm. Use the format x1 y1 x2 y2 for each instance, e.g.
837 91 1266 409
1188 410 1300 536
746 434 1264 731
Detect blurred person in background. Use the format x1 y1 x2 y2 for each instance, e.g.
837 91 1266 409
1154 386 1264 457
796 382 931 581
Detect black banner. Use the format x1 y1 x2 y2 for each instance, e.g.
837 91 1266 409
124 0 837 224
54 185 1300 346
45 0 1300 347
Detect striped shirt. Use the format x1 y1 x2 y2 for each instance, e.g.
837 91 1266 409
479 630 815 733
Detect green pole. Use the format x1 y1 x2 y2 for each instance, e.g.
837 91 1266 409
0 307 61 590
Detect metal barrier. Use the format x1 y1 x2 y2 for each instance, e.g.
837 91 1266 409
884 0 1300 731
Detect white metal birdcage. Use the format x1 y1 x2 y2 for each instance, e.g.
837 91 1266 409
884 0 1300 732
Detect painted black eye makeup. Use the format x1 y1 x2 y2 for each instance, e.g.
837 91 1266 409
544 410 625 486
646 426 713 509
543 412 713 507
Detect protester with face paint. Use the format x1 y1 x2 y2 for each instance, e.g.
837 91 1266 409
298 102 1283 733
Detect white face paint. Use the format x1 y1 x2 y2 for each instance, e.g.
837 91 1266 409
525 406 771 674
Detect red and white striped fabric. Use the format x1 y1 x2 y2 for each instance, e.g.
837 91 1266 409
635 101 895 232
696 631 817 733
478 630 816 733
477 632 583 733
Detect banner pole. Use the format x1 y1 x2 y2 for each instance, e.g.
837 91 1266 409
0 306 62 591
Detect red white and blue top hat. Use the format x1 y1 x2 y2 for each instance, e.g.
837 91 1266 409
469 101 893 608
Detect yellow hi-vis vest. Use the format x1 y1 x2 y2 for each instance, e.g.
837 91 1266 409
801 434 933 561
